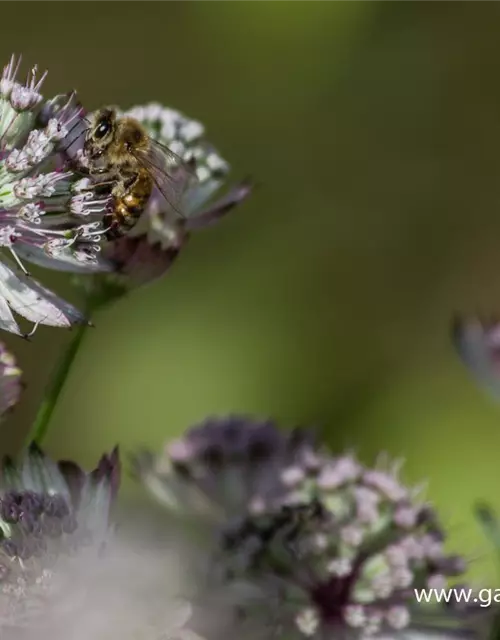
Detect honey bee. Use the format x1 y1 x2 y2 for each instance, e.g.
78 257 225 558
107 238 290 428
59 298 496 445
82 107 195 240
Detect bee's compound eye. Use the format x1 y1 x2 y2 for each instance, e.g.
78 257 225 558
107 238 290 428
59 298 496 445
94 120 110 140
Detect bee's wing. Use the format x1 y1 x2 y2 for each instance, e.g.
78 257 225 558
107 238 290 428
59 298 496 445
132 139 198 218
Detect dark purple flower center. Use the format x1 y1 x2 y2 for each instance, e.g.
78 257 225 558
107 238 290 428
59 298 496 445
310 573 357 624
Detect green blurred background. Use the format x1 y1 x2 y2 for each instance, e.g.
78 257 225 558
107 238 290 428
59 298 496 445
1 2 500 581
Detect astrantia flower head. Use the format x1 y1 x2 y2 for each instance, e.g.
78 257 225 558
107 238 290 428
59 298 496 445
125 102 250 233
100 102 252 289
0 445 120 634
0 55 114 335
134 416 476 640
214 458 471 639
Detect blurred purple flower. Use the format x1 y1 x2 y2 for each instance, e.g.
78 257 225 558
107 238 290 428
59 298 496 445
452 316 500 400
1 444 120 556
0 342 22 416
133 416 477 639
132 415 320 521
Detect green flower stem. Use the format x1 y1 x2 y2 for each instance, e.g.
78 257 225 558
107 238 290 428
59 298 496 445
26 316 91 447
25 273 126 448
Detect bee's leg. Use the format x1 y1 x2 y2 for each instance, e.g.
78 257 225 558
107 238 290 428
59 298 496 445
89 166 111 176
92 180 115 188
64 156 90 175
92 180 116 197
65 158 111 179
103 220 123 241
84 164 116 197
111 180 126 198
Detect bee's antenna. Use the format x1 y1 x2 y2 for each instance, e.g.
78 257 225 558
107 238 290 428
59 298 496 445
59 119 92 159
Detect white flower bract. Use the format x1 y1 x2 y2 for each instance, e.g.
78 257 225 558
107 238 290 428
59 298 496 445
0 343 21 416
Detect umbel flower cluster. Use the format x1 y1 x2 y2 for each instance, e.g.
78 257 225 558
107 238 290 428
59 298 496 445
0 55 112 335
0 55 251 332
134 417 483 640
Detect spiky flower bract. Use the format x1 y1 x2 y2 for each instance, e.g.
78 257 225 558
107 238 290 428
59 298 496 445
0 55 115 336
134 416 478 640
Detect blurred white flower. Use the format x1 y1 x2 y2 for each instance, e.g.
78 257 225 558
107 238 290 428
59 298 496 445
0 446 118 633
2 531 194 640
0 55 114 336
0 446 198 640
